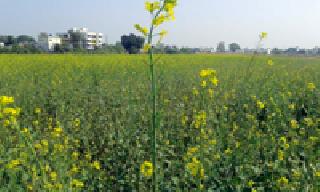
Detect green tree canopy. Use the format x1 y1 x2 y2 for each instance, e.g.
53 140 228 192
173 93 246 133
229 43 241 52
121 33 145 54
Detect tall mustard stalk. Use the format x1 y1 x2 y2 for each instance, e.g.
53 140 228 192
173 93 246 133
135 1 177 191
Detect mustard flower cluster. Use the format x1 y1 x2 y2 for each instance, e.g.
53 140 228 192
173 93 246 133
135 0 178 52
140 160 153 177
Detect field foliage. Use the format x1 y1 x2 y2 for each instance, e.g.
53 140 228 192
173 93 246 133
0 54 319 191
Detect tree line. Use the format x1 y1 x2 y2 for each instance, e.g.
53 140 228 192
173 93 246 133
0 33 244 54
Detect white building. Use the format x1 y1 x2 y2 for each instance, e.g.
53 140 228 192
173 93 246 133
38 32 61 52
267 48 271 55
68 27 104 50
87 31 104 49
0 42 4 48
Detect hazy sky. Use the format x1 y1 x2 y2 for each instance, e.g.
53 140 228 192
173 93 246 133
1 0 320 48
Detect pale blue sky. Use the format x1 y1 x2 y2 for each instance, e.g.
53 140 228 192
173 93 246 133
1 0 320 48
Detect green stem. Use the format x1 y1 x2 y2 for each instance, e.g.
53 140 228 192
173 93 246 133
148 20 157 192
148 5 165 192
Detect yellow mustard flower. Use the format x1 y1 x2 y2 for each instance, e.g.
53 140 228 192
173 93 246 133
304 118 313 127
209 139 217 145
165 2 176 14
210 77 219 86
53 127 63 137
256 100 265 109
3 119 11 126
292 169 301 178
224 147 232 155
153 14 166 26
200 167 204 179
7 159 21 169
288 104 295 110
53 144 64 152
145 1 160 13
143 44 151 52
74 118 80 127
284 143 289 150
92 160 101 170
247 180 255 187
54 127 63 133
290 119 298 129
71 179 84 188
134 24 148 36
279 136 287 144
72 151 79 160
27 184 33 191
186 157 202 177
41 139 49 147
159 30 168 38
214 154 221 160
35 107 41 114
44 182 53 189
3 107 20 116
309 136 318 142
181 115 188 125
187 146 198 156
307 82 316 91
200 69 216 77
201 80 207 88
267 59 274 66
21 128 29 134
278 150 284 161
50 171 57 181
277 176 289 186
140 160 153 177
70 164 79 174
194 120 200 129
85 152 91 160
260 32 268 39
0 96 14 105
34 143 42 150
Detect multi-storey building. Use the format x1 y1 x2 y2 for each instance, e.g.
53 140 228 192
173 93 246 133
68 27 104 50
87 31 104 50
38 27 104 51
56 32 71 48
38 32 61 52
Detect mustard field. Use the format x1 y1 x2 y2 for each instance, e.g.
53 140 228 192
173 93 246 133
0 54 319 191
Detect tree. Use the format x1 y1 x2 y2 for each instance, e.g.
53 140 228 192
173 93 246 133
164 45 179 54
229 43 241 52
94 42 125 54
16 35 35 44
0 36 9 44
272 48 282 55
7 36 16 46
179 47 196 54
216 41 225 53
0 36 42 54
121 33 145 54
